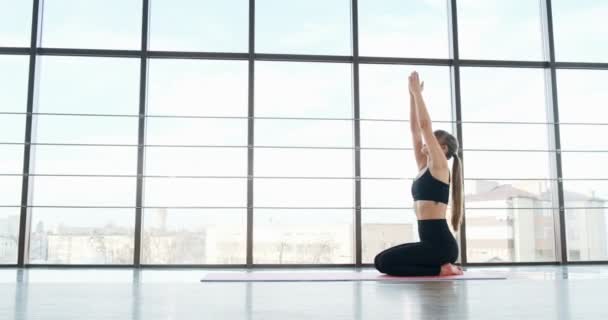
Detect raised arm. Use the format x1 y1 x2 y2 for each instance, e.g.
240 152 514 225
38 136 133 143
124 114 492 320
410 84 427 171
408 71 448 171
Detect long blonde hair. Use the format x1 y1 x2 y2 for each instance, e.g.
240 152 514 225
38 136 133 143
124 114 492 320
434 130 464 231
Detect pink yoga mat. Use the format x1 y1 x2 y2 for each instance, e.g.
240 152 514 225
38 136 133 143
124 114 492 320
201 271 506 282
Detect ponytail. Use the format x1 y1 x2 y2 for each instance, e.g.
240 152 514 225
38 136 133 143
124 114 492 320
450 153 464 232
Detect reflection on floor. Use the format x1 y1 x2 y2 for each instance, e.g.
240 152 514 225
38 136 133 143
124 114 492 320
1 265 607 320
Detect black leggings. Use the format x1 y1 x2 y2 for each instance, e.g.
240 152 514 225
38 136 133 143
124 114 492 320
374 219 459 276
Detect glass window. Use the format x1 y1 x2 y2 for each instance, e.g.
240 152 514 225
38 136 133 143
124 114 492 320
361 121 453 149
560 125 608 150
33 115 138 145
253 209 353 264
463 123 550 150
255 119 353 148
41 0 142 49
465 208 557 263
142 209 246 264
0 208 20 264
0 0 33 47
143 178 247 207
37 57 140 115
0 55 29 113
144 147 247 177
465 179 558 209
359 65 452 121
463 151 552 179
0 145 25 174
254 179 353 207
361 150 416 178
147 60 248 117
566 209 608 261
457 0 543 60
255 62 352 118
31 146 137 175
31 177 136 207
149 0 248 52
0 114 26 143
561 153 608 179
255 149 353 178
145 118 247 146
553 0 608 62
0 176 23 206
361 179 413 208
358 0 449 58
29 208 135 264
460 67 548 123
557 70 608 124
362 209 419 263
256 0 351 55
563 181 608 208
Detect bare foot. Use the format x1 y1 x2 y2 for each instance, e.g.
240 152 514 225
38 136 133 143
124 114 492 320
439 263 464 276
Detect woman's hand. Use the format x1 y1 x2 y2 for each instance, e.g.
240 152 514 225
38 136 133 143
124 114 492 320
408 71 424 95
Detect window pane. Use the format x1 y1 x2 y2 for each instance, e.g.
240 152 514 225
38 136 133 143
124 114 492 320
144 147 247 177
359 0 449 58
0 0 32 47
553 0 608 62
0 114 26 143
256 0 351 55
362 209 419 263
563 181 608 208
37 57 140 115
149 0 247 52
465 208 557 263
0 208 19 264
566 208 608 261
465 180 558 209
147 60 248 117
29 208 134 264
0 145 24 174
255 62 352 118
464 151 552 179
33 115 138 145
361 121 453 149
463 123 550 150
0 177 22 205
31 177 135 206
0 55 29 113
359 65 452 121
361 150 416 178
460 68 548 122
457 0 543 60
143 178 246 207
254 179 353 207
41 0 142 49
255 149 353 178
145 118 246 146
362 179 413 208
561 153 608 179
253 209 353 264
255 119 353 148
142 208 246 264
560 125 608 150
32 146 137 175
557 70 608 124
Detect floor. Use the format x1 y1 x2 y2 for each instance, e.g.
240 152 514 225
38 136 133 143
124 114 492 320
1 266 607 320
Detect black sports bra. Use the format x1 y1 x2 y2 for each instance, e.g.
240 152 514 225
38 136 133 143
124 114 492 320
411 168 450 204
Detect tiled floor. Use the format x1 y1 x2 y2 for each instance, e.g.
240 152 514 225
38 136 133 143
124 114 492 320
0 266 606 320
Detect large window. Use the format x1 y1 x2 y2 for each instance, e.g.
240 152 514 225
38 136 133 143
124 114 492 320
1 0 606 265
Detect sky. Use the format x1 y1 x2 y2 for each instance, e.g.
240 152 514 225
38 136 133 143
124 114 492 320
1 0 608 258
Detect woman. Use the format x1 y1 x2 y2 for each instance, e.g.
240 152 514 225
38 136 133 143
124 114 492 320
374 71 464 276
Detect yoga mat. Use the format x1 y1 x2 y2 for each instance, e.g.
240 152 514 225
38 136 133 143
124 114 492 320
201 271 506 282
